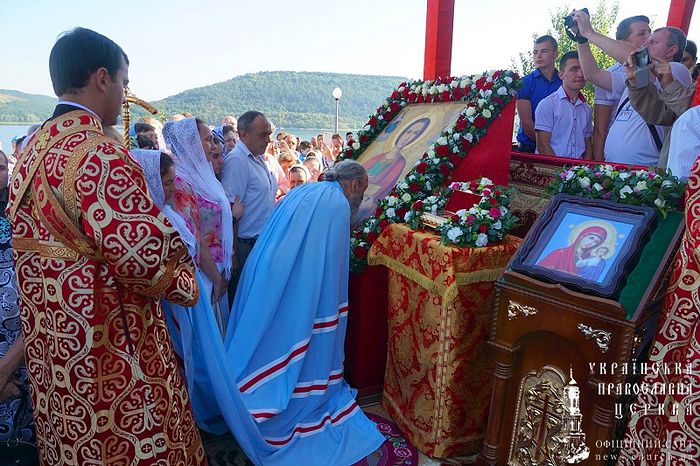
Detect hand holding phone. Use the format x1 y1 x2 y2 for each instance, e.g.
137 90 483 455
633 47 651 89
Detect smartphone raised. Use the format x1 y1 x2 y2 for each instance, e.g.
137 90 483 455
633 47 651 89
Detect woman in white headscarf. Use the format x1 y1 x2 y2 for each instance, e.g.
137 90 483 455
163 117 239 334
129 147 225 431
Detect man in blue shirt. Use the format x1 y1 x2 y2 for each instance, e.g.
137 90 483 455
516 35 563 152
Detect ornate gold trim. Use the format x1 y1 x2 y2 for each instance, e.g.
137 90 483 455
507 300 538 320
420 212 449 230
577 323 612 353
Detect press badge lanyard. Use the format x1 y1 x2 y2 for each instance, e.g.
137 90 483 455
615 97 663 151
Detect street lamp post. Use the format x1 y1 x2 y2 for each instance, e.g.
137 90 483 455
332 87 342 134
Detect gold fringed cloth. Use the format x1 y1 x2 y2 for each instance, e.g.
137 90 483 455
368 223 521 457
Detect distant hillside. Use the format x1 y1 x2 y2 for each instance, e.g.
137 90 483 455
0 72 408 129
144 71 408 129
0 89 56 123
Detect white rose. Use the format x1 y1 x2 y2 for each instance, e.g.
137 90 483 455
497 86 508 96
447 226 463 242
437 136 448 145
387 196 398 206
450 79 459 88
452 133 461 141
619 185 634 199
469 207 479 215
466 133 474 143
492 220 502 230
500 206 508 216
386 208 396 218
478 99 487 107
483 90 493 98
402 193 412 203
460 78 472 87
654 198 666 208
430 86 439 94
427 149 436 157
504 76 513 84
661 180 673 188
404 211 413 222
619 172 630 181
425 181 432 190
593 183 604 191
456 209 467 218
480 177 493 185
415 85 422 94
482 109 492 119
565 171 575 181
431 203 438 213
465 107 476 117
635 180 648 191
363 227 370 233
578 177 591 189
475 233 488 247
352 142 360 150
377 115 383 121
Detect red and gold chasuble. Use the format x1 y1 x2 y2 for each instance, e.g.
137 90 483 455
8 110 206 465
617 157 700 465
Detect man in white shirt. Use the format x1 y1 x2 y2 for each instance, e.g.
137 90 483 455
573 10 691 166
592 15 651 161
667 106 700 179
535 51 593 159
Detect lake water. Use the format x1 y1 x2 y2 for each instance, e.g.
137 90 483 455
0 124 346 153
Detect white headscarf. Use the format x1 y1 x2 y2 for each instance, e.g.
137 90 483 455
162 118 233 278
130 149 197 259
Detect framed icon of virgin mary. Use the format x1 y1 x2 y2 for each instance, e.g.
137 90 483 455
510 194 657 297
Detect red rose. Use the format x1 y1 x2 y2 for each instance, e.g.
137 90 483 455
383 111 393 121
408 92 417 103
463 86 471 94
475 77 487 90
479 224 488 233
344 149 353 157
493 96 504 106
489 207 501 219
375 207 384 217
436 145 449 157
359 134 369 143
489 198 498 206
366 232 379 243
409 182 421 192
452 87 464 100
397 207 407 218
412 201 423 211
455 118 467 132
441 90 451 101
492 70 502 79
483 82 493 91
368 117 378 127
354 246 368 259
474 116 487 128
391 90 399 99
450 213 460 222
461 139 472 153
470 181 479 191
439 164 451 175
450 154 462 166
401 88 410 98
467 215 476 224
378 219 390 230
390 102 400 112
415 162 428 174
399 82 407 88
417 94 425 103
494 189 501 196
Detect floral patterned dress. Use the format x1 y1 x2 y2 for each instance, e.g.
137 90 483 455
0 214 33 443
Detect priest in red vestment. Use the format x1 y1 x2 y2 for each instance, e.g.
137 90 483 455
8 28 206 465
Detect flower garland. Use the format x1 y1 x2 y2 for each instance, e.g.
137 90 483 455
345 70 521 273
546 165 686 217
433 178 518 247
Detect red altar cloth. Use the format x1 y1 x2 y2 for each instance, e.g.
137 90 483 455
367 224 521 457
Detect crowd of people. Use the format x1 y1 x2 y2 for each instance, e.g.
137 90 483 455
2 8 700 466
516 10 699 179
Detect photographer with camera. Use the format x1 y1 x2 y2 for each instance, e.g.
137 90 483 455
571 9 691 166
590 16 651 161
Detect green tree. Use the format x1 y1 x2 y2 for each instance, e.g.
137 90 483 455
511 1 620 103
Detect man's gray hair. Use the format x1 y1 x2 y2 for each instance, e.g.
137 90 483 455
655 26 687 62
324 160 366 183
237 111 267 132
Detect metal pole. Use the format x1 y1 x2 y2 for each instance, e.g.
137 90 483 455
334 98 339 134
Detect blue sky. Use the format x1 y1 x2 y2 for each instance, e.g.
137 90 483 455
0 0 683 101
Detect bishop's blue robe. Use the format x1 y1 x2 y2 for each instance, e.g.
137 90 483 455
175 180 384 465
